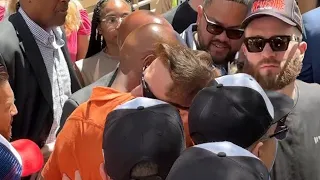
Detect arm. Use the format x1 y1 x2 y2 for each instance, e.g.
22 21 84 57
76 9 91 61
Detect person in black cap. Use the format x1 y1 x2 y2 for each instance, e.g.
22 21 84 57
189 73 293 171
166 141 270 180
240 0 320 179
102 97 185 180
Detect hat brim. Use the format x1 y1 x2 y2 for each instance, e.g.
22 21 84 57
265 91 293 123
242 11 297 29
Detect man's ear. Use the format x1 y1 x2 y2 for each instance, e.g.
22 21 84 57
196 5 203 25
251 141 264 158
143 54 156 68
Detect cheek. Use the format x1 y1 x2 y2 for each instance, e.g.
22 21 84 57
245 54 261 66
230 39 243 50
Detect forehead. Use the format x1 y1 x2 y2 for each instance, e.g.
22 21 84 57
0 82 13 103
245 16 295 38
101 0 130 15
204 0 248 27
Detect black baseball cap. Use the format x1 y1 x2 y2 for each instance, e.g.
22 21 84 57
166 141 269 180
103 97 186 180
242 0 303 32
189 73 294 147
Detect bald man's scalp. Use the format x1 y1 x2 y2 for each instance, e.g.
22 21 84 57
117 10 173 48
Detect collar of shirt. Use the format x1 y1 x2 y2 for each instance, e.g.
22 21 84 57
18 8 65 48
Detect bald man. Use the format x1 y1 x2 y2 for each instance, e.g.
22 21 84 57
42 24 184 180
57 10 176 133
117 10 173 49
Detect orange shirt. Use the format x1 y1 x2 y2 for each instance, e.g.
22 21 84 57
42 87 135 179
41 87 193 179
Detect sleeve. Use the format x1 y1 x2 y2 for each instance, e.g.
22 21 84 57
41 119 79 180
56 98 79 135
78 9 91 36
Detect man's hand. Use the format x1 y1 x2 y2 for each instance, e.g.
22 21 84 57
41 141 55 162
62 171 82 180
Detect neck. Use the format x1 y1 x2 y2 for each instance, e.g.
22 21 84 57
277 81 296 99
189 0 203 11
104 44 119 57
111 68 140 92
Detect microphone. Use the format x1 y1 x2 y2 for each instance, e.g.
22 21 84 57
0 135 44 179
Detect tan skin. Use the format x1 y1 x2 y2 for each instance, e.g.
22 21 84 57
242 16 307 98
196 0 247 65
0 81 18 140
111 23 178 93
98 0 132 56
20 0 69 30
117 10 173 49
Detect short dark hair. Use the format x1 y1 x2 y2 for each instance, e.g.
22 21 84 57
0 64 8 85
130 161 161 180
203 0 252 8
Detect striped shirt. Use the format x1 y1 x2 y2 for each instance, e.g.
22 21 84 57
19 8 72 144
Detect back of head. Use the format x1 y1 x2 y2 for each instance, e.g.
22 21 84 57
189 73 293 147
117 10 173 48
119 23 180 74
103 97 185 180
166 141 269 180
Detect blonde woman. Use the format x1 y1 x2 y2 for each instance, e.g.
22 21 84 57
0 0 17 21
64 0 91 62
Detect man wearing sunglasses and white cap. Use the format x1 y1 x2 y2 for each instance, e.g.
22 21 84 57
180 0 252 75
241 0 320 179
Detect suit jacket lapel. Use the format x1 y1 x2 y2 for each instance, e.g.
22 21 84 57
9 13 53 109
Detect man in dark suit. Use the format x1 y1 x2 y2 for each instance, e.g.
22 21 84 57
0 0 80 157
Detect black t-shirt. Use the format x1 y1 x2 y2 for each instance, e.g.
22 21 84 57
163 1 198 33
271 80 320 180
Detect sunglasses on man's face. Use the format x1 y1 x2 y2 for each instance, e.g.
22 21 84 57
141 73 189 110
244 35 300 53
203 12 244 40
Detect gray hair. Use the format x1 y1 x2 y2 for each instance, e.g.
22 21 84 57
0 64 8 85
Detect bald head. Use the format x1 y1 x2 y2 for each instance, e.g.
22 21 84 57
117 10 173 48
119 23 181 74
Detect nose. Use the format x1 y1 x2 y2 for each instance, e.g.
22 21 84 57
11 104 18 116
115 18 123 30
214 30 229 43
261 43 276 59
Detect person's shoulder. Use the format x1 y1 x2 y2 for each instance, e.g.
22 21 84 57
296 80 320 101
163 6 179 23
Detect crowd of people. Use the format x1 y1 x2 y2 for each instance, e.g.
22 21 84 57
0 0 319 179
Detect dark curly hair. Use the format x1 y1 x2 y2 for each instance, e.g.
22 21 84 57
85 0 133 58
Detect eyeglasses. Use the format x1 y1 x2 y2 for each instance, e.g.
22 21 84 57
244 35 300 53
203 11 244 40
141 70 189 110
101 14 128 25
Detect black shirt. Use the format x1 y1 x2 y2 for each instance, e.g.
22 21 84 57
271 80 320 180
163 0 198 33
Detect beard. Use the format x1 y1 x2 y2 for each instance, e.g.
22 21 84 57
197 33 237 65
242 52 303 90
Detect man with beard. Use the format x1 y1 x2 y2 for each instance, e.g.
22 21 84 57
241 0 320 179
180 0 251 75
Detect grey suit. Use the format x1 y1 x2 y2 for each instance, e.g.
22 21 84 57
57 68 118 134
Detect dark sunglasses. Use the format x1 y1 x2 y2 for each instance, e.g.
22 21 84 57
141 71 189 110
203 11 244 40
262 115 289 141
244 35 300 53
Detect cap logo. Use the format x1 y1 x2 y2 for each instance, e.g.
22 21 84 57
251 0 285 13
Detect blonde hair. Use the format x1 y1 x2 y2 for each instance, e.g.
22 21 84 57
64 0 81 36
